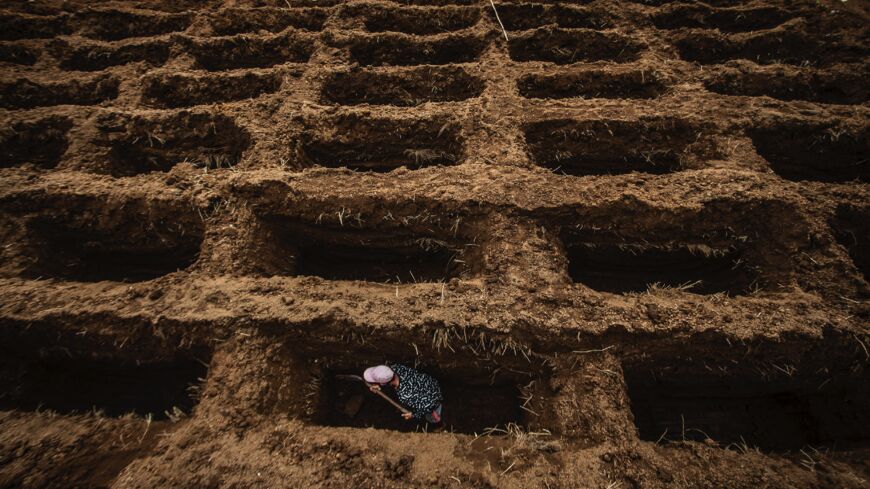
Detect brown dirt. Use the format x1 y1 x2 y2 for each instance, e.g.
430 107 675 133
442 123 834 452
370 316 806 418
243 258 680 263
0 0 868 487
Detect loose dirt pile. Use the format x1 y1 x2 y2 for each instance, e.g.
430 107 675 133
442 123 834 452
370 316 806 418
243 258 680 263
0 0 868 487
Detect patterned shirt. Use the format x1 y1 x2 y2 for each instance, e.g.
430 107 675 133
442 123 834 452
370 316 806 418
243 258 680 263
388 363 442 419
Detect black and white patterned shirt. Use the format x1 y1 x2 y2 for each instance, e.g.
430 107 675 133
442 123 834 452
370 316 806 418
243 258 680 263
388 363 442 419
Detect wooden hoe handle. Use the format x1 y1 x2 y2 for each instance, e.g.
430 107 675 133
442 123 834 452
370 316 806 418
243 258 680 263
337 374 411 415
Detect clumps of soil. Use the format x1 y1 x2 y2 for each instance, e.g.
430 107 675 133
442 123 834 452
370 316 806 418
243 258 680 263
142 71 282 108
0 74 119 109
204 7 327 36
703 62 869 105
518 69 669 100
19 209 204 282
0 12 70 40
183 32 313 71
747 119 868 183
72 9 192 41
345 33 486 66
358 4 479 35
253 218 477 282
300 113 463 172
53 38 171 71
320 66 484 106
492 4 615 31
91 111 251 176
524 117 710 175
508 28 644 64
651 4 793 33
0 116 71 169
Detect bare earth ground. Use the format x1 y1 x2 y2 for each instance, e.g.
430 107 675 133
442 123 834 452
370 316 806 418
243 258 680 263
0 0 868 487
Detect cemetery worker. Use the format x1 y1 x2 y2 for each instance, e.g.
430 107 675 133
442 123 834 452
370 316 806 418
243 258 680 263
364 364 443 424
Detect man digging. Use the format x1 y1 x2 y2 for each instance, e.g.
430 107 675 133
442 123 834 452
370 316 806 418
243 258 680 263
364 364 443 428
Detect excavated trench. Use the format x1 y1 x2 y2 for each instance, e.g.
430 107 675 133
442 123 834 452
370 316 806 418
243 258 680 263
19 214 203 282
0 116 71 169
748 121 868 183
651 5 792 33
205 7 327 36
0 75 119 109
525 118 701 176
72 9 192 41
299 343 550 435
518 70 668 100
560 227 762 295
55 39 171 71
508 29 644 64
94 112 251 176
301 115 463 171
142 72 282 108
346 34 486 66
184 33 313 71
257 219 476 283
831 204 870 282
317 367 526 434
320 67 484 106
360 5 480 35
491 4 614 31
0 327 210 419
625 360 870 451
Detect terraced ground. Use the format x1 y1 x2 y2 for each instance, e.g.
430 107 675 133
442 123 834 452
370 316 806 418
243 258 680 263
0 0 868 487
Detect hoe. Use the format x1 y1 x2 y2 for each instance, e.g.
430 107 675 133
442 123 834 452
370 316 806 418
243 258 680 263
335 374 411 416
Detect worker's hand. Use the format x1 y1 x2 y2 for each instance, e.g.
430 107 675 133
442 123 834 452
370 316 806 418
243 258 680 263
369 384 381 393
401 412 413 420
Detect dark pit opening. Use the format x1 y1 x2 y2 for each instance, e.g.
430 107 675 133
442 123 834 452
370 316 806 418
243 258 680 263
208 7 327 35
302 115 462 171
74 10 192 41
97 112 251 176
317 365 527 434
704 68 869 105
0 351 208 419
261 219 475 283
525 118 699 175
0 116 71 169
363 6 479 35
652 6 791 33
320 67 483 106
625 363 870 451
495 4 613 31
0 13 69 40
672 30 864 67
562 229 759 295
142 72 282 108
22 216 203 282
0 75 119 109
748 122 868 183
187 33 312 71
57 40 170 71
508 28 643 64
518 70 667 100
832 205 869 282
347 34 484 66
0 42 39 65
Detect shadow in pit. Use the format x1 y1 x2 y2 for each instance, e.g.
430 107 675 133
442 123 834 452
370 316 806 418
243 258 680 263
625 363 870 451
0 348 210 420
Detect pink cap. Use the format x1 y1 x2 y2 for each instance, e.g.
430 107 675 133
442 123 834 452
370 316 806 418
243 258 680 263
363 365 394 384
